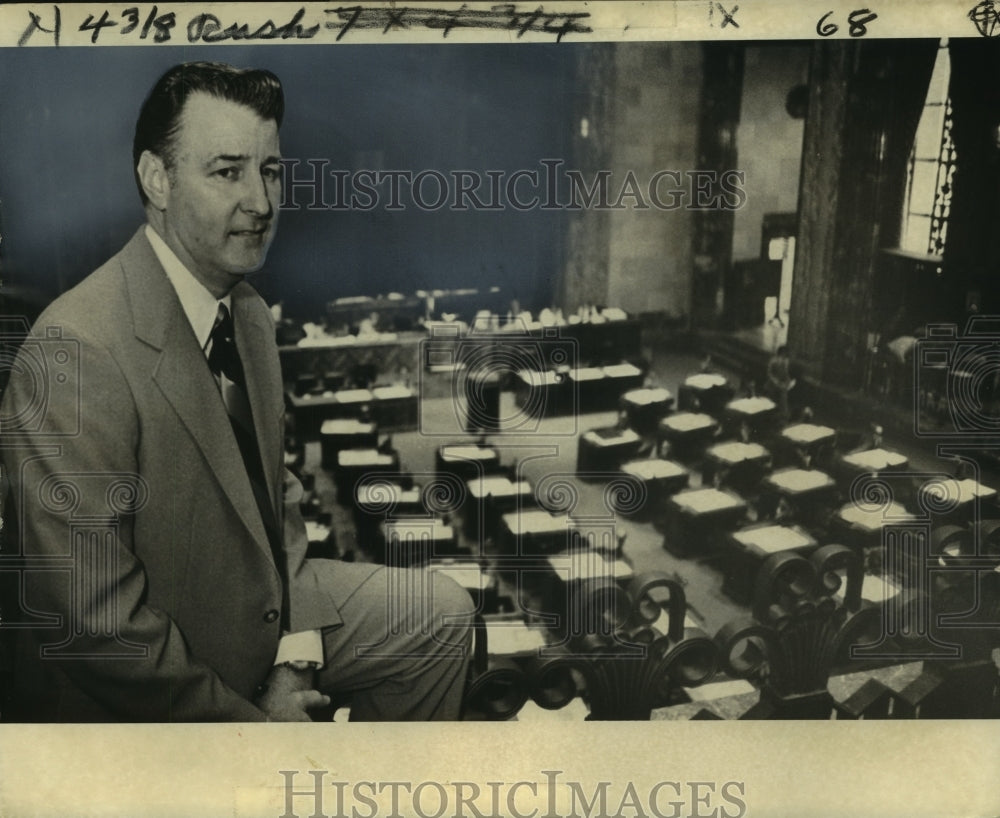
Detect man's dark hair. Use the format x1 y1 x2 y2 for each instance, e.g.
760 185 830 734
133 61 284 205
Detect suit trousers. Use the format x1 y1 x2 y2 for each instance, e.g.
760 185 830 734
314 563 475 720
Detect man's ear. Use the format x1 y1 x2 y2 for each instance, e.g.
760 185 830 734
137 150 171 210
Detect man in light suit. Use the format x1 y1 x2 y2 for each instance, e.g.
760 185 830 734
0 62 473 721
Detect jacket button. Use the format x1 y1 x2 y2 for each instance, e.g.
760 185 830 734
263 609 279 623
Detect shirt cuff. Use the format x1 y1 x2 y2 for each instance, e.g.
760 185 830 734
273 629 324 668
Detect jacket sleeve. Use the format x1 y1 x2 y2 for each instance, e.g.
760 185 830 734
281 467 343 635
2 327 268 721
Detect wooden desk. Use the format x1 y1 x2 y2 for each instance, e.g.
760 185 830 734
760 467 839 526
621 387 674 435
657 412 719 462
617 458 690 520
723 396 778 438
379 517 457 566
781 422 837 447
601 362 645 406
703 441 772 493
353 481 425 544
577 426 643 473
840 447 909 474
723 523 818 604
463 370 502 432
917 477 999 524
286 390 363 439
371 384 418 430
436 443 503 483
465 476 536 538
832 500 918 557
498 509 573 556
677 373 733 415
664 487 747 558
319 418 377 469
569 366 608 412
280 333 422 396
430 561 499 613
514 369 571 418
837 448 911 498
333 448 399 505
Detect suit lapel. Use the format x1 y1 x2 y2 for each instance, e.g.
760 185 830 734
232 288 283 514
119 228 271 552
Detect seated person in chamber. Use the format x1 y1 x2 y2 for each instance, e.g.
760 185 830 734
0 61 473 722
765 344 796 421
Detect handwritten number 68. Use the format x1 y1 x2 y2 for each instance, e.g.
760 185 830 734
817 9 878 37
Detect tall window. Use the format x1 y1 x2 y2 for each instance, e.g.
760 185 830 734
900 40 956 257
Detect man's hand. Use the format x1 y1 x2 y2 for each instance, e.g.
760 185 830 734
255 664 331 722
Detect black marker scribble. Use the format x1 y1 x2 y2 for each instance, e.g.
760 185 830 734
969 0 1000 36
324 4 593 42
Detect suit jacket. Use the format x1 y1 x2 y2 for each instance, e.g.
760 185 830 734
1 227 358 721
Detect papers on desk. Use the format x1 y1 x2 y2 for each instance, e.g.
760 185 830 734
321 418 375 435
708 441 769 463
297 335 355 347
440 445 498 462
569 367 604 382
356 483 421 506
602 363 642 378
337 449 396 467
673 488 745 514
919 478 997 504
782 423 836 444
733 524 815 554
684 373 727 390
621 458 687 480
517 369 562 387
623 387 673 406
726 396 777 415
467 477 532 500
305 521 331 543
503 509 570 536
842 448 908 471
583 427 641 447
684 678 757 702
661 412 717 433
546 552 634 582
383 518 454 539
372 385 413 400
837 501 915 530
767 468 835 492
335 388 375 404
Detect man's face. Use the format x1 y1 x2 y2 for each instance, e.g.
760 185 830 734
158 92 282 293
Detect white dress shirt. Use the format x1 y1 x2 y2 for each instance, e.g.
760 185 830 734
145 225 323 668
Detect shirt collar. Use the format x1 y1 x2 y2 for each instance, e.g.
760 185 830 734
145 224 231 352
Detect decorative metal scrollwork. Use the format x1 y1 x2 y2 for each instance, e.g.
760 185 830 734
464 572 720 720
714 545 880 717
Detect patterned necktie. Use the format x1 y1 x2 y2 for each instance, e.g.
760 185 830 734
207 303 288 624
